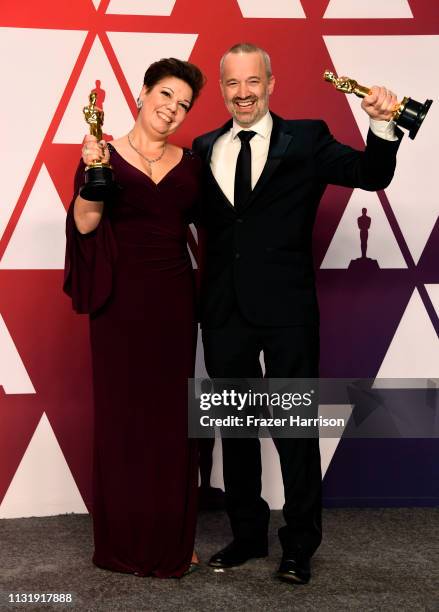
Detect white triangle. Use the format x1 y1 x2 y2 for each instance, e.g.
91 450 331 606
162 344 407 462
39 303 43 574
91 0 103 9
320 437 343 479
377 289 439 378
0 28 86 241
324 0 413 18
209 412 351 509
210 437 225 492
205 387 352 508
195 326 209 379
260 405 353 508
106 0 177 15
0 314 35 394
0 413 88 518
321 189 406 268
323 35 439 264
187 224 198 269
425 284 439 316
236 0 305 17
0 166 66 270
107 32 198 102
54 36 134 143
319 405 353 477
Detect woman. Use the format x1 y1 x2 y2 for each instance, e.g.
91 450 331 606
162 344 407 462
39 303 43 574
64 58 205 578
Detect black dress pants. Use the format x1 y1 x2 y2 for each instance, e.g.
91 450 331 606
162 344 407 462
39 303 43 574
202 309 322 558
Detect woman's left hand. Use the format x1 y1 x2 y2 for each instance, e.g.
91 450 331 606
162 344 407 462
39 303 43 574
82 135 110 165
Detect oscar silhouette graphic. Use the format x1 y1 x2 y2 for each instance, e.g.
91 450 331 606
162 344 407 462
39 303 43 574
348 208 379 272
91 79 113 141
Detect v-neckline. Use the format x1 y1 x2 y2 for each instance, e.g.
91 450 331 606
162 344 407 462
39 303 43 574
108 142 185 187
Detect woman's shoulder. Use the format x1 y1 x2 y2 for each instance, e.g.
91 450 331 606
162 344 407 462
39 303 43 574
182 147 202 167
182 148 203 181
106 137 124 154
108 136 124 146
167 143 200 162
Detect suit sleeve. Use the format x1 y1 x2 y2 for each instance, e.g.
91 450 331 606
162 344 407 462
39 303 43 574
191 136 204 158
186 143 206 320
190 137 208 229
313 120 403 191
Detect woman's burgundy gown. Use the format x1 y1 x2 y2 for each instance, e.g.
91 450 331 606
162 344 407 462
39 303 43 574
64 145 201 578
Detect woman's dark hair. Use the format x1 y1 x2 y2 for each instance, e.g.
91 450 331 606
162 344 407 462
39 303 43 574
143 58 205 110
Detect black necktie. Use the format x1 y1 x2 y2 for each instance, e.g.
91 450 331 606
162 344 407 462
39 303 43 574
234 130 256 211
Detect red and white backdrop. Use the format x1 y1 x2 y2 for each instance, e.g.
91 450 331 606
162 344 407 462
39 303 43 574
0 0 438 518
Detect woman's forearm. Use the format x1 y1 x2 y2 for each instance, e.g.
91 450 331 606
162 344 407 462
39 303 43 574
73 195 104 234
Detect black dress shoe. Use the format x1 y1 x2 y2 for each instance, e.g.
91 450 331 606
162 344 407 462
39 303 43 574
276 556 311 584
208 541 268 568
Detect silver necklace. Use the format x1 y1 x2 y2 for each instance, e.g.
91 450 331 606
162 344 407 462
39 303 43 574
127 132 166 175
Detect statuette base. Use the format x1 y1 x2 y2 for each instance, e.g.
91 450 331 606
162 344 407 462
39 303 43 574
80 164 115 201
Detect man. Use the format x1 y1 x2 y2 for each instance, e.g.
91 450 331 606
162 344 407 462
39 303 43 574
192 43 401 584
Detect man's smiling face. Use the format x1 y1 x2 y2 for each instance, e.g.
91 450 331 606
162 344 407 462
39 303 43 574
220 51 275 127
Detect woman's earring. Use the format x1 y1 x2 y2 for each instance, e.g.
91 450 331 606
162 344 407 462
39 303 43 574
136 97 143 109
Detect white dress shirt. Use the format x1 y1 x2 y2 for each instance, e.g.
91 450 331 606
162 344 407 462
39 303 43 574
210 112 397 206
210 112 273 206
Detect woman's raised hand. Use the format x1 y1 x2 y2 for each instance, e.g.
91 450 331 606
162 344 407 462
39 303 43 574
81 134 110 166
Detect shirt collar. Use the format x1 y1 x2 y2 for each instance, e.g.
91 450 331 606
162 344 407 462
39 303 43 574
231 111 273 141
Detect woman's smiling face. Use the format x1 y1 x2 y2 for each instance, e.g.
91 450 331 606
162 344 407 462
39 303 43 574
138 76 193 136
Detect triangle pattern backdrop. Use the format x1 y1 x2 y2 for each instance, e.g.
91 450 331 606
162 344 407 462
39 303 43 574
321 189 407 269
106 0 178 15
107 32 199 101
0 28 87 242
324 0 413 19
425 284 439 316
0 2 437 517
236 0 306 18
376 289 439 379
324 34 439 265
0 413 87 518
0 165 66 270
54 36 134 144
0 314 35 395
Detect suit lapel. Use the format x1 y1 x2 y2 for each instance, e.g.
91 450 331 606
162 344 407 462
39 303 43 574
204 120 236 211
202 114 293 214
205 120 233 164
239 114 293 212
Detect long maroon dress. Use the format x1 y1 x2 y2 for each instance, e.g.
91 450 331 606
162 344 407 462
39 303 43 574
64 144 201 578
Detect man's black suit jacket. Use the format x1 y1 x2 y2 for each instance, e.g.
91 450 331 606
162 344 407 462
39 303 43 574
192 113 402 328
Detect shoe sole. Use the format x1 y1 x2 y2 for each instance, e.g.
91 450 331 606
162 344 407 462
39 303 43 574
276 571 309 585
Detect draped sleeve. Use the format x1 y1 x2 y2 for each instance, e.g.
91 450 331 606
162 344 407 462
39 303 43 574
63 160 117 314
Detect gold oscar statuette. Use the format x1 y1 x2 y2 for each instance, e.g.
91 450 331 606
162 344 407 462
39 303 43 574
79 90 115 200
323 69 432 140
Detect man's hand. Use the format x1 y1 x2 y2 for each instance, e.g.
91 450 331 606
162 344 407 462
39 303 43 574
361 86 398 121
